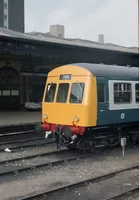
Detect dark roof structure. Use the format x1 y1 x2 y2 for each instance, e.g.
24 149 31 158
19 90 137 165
0 28 138 54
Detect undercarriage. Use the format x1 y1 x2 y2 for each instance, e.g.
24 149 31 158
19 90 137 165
44 122 139 152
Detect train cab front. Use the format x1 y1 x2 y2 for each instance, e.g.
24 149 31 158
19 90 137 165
41 65 96 149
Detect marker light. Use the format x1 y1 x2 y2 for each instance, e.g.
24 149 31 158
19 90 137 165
74 116 79 122
44 114 48 119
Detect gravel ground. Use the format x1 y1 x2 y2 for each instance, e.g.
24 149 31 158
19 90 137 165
45 169 139 200
122 193 139 200
0 146 139 199
0 150 82 174
0 144 66 162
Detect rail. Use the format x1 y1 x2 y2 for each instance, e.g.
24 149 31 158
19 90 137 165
18 163 139 200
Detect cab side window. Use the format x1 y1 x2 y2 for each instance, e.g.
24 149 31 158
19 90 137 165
97 84 105 103
45 83 56 102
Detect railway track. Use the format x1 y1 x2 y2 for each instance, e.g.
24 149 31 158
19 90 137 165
0 123 43 143
0 123 53 150
0 144 124 176
106 187 139 200
1 144 139 199
18 164 139 200
0 136 44 146
0 136 54 152
1 143 138 177
0 123 35 134
0 148 89 177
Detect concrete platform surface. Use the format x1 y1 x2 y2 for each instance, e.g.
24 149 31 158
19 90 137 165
0 111 41 126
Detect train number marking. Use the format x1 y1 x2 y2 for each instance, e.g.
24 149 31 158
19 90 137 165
121 113 125 119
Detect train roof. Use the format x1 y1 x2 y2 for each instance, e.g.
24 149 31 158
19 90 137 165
69 63 139 79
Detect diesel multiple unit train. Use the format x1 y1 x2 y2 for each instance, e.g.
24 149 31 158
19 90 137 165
41 63 139 151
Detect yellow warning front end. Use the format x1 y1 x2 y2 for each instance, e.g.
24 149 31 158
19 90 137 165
42 65 97 137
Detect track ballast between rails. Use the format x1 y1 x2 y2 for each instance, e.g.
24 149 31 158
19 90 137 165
17 163 139 200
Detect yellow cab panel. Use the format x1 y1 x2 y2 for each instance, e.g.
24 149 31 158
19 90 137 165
42 65 97 127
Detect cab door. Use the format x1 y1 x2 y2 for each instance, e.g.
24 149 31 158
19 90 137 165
97 77 109 126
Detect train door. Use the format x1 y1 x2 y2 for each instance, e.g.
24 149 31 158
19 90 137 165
97 78 109 125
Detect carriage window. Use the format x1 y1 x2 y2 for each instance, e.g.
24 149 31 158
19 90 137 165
135 83 139 103
0 91 1 96
114 83 132 103
70 83 85 104
56 83 69 103
45 83 56 102
97 84 105 102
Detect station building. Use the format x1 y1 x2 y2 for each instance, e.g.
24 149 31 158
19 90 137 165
0 26 138 111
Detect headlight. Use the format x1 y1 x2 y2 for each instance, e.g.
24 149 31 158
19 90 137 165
44 114 48 119
74 116 79 122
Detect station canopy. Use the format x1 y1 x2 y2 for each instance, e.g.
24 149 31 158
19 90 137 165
0 28 138 55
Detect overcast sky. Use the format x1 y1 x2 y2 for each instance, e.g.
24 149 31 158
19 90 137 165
25 0 138 47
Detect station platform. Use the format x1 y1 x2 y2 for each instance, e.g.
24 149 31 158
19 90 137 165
0 111 41 126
